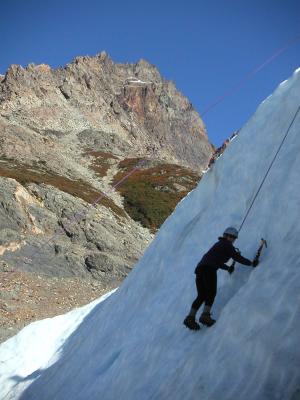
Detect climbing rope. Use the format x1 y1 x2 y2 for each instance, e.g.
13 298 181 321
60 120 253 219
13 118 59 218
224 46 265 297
201 34 300 117
2 159 147 274
238 104 300 233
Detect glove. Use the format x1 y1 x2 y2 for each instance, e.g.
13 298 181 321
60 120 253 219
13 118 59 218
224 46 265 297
252 258 259 268
228 265 235 274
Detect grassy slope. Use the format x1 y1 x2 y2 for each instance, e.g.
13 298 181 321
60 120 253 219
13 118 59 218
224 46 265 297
113 158 201 232
0 154 201 231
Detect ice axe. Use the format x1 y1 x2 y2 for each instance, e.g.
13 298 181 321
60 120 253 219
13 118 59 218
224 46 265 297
227 238 267 274
253 238 267 267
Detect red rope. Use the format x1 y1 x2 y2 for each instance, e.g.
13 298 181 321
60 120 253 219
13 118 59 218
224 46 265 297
201 34 300 116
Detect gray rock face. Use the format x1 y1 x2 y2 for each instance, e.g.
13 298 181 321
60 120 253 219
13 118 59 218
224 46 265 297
0 177 152 286
0 52 212 171
0 52 212 287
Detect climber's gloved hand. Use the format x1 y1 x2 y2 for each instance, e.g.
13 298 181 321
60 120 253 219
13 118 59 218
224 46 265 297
252 258 259 268
228 265 235 274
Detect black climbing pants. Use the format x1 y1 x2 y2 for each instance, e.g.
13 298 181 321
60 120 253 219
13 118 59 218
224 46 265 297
191 265 217 310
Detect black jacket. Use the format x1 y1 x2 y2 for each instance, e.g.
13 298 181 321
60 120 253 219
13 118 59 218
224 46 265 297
195 237 252 274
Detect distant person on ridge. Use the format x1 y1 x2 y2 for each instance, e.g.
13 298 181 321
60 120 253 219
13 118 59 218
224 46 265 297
183 227 259 331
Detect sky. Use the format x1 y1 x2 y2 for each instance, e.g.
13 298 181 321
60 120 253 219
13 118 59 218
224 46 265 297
1 67 300 400
0 0 299 146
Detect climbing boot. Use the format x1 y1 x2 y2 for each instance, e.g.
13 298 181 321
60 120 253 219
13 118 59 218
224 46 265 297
183 315 200 331
199 312 216 327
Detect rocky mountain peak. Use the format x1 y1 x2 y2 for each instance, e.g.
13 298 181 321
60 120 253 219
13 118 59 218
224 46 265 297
0 51 212 170
0 52 214 341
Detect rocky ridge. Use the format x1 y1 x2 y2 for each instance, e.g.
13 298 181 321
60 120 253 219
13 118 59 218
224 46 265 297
0 52 212 169
0 52 213 341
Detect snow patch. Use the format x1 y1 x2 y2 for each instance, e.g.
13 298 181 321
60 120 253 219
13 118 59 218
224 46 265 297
0 290 116 399
125 78 153 85
279 79 288 86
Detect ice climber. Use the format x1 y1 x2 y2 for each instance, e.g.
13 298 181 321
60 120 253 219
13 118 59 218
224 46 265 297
183 227 259 330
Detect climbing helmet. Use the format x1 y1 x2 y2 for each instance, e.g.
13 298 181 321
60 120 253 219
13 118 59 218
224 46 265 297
223 227 238 238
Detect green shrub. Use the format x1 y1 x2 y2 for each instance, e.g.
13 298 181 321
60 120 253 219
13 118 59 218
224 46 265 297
114 159 201 231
